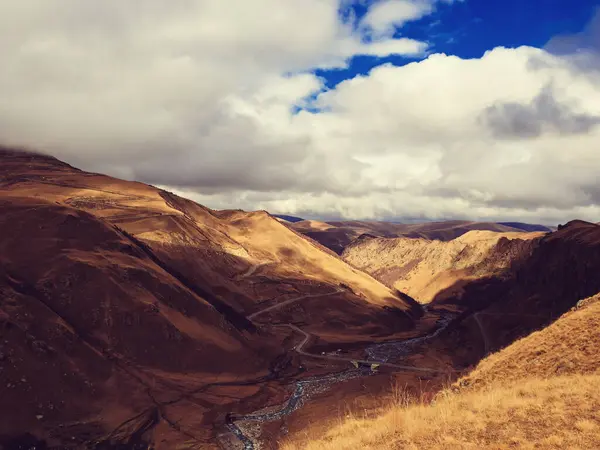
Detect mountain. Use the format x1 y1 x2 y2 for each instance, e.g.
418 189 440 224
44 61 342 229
338 222 600 369
281 221 600 449
0 148 421 448
3 148 597 449
497 221 553 232
413 220 600 370
273 214 305 223
342 230 544 302
289 219 549 254
458 293 600 388
282 295 600 450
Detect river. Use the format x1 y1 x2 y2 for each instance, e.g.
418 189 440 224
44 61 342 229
221 311 456 449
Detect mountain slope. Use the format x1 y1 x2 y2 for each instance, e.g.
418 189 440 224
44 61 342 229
0 148 420 448
407 220 600 372
284 374 600 450
0 196 275 448
457 293 600 388
290 219 550 254
498 221 554 232
283 295 600 450
343 230 543 302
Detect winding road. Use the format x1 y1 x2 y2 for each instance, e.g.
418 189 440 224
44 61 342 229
280 324 454 374
241 261 454 373
238 262 271 279
248 289 342 320
225 262 457 449
474 313 490 355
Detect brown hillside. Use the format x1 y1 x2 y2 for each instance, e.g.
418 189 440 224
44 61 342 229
284 374 600 450
343 230 543 303
416 220 600 370
283 291 600 450
291 219 540 254
292 220 334 232
0 148 420 448
0 196 276 448
457 293 600 389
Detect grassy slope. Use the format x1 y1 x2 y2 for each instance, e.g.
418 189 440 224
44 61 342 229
283 295 600 450
0 149 421 446
458 294 600 388
342 230 542 302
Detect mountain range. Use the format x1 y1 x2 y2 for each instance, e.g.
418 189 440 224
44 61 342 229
1 147 598 449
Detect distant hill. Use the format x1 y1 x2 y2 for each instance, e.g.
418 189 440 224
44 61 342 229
288 219 550 254
343 230 544 303
273 214 304 223
498 222 553 232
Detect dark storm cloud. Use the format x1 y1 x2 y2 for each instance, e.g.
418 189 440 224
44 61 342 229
480 84 600 139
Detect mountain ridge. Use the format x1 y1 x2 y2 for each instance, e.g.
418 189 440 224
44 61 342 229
0 148 422 448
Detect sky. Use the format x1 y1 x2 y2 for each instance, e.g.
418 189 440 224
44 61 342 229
2 1 600 225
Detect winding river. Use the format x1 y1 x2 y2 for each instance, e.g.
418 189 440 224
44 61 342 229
224 368 370 449
221 311 456 449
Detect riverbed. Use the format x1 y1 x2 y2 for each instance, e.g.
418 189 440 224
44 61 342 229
219 311 457 449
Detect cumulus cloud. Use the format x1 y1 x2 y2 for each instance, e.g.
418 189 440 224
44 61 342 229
543 7 600 74
358 0 461 41
1 1 600 225
360 0 435 38
0 0 428 183
170 43 600 224
546 8 600 56
481 84 600 139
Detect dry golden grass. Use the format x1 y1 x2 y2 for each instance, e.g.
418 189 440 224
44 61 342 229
226 211 408 308
342 230 542 302
283 374 600 450
283 294 600 450
459 294 600 389
293 220 335 232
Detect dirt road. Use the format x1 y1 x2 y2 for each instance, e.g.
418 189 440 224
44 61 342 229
237 262 272 280
280 324 454 374
248 289 342 320
474 313 490 355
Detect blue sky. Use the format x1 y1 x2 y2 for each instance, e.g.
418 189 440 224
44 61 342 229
317 0 600 89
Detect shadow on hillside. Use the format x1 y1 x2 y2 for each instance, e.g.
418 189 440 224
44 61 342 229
422 221 600 369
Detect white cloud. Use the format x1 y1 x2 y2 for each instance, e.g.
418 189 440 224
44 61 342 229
359 0 463 39
0 0 429 169
166 43 600 225
1 1 600 225
360 0 435 38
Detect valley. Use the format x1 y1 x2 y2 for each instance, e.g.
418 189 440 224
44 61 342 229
4 2 600 448
0 148 441 449
283 294 600 450
1 148 599 450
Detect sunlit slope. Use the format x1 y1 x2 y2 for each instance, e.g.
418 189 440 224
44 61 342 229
284 375 600 450
458 293 600 388
224 210 408 309
1 148 415 316
289 219 549 254
343 230 543 302
0 147 422 447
